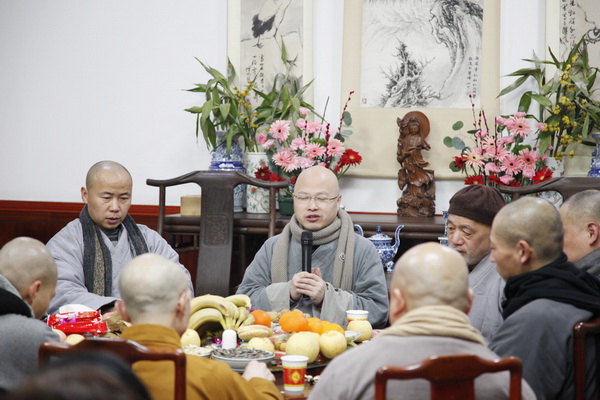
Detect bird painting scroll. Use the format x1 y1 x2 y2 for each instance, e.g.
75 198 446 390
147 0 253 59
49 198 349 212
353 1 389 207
396 111 435 217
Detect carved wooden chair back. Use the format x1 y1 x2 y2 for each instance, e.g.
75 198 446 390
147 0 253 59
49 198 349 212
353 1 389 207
374 354 522 400
497 177 600 202
39 337 186 400
147 170 288 296
573 316 600 400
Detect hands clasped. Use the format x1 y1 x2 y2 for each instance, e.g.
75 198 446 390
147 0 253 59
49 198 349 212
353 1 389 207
290 268 326 305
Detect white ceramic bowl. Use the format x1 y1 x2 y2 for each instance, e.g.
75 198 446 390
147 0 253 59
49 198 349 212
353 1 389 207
212 352 275 370
182 345 212 358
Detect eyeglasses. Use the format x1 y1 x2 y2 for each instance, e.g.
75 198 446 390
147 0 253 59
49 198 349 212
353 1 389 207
293 193 339 206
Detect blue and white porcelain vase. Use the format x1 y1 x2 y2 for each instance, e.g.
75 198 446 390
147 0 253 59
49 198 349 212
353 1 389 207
245 152 270 213
588 132 600 177
209 132 245 212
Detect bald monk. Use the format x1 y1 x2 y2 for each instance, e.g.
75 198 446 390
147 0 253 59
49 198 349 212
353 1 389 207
237 166 389 328
310 242 536 400
489 197 600 400
118 254 282 400
559 190 600 280
47 160 192 315
0 238 62 390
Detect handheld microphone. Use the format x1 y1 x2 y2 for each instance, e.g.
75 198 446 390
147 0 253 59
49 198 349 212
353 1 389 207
301 231 313 273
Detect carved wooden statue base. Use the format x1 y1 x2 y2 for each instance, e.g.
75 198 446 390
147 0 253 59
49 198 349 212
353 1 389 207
396 111 436 217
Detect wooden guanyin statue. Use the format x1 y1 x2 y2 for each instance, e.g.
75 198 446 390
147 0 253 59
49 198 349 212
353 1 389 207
396 111 436 217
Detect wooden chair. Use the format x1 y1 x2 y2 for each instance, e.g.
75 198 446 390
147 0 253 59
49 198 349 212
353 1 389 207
39 337 186 400
147 170 288 296
573 316 600 400
374 354 522 400
497 177 600 202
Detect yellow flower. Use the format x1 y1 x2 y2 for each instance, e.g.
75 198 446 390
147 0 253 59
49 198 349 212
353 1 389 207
552 105 561 114
568 150 575 158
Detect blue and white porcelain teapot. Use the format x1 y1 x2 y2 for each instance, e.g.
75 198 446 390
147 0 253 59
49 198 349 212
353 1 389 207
354 225 404 272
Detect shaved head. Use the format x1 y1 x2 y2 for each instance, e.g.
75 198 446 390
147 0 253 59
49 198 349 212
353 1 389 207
119 254 189 322
493 197 563 266
560 190 600 262
0 237 57 292
85 160 131 190
294 166 339 193
293 166 341 231
0 237 57 318
391 242 470 313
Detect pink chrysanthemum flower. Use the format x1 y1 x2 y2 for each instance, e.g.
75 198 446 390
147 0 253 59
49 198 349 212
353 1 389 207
296 118 308 130
270 120 291 141
475 129 489 139
465 149 484 167
272 148 298 173
494 145 510 160
500 135 515 144
290 137 306 151
257 133 267 145
306 121 323 134
506 116 531 138
326 139 344 156
537 122 547 131
261 139 275 150
485 162 501 174
297 156 314 169
481 137 496 152
299 107 310 117
514 112 527 118
499 174 515 185
522 165 536 178
500 154 522 175
495 116 508 126
519 148 540 168
305 143 326 159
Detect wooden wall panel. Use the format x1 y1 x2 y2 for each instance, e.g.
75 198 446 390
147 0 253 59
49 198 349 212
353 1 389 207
0 201 179 247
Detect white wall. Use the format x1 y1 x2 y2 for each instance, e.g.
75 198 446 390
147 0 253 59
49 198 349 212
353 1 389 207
0 0 546 213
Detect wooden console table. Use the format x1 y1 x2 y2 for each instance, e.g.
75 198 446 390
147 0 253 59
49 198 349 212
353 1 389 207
161 212 445 245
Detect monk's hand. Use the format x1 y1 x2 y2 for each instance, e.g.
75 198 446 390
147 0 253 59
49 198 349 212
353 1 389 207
296 268 326 306
289 272 304 301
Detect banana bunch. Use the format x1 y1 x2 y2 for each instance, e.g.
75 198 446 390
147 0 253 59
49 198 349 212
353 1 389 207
188 294 255 337
237 324 273 341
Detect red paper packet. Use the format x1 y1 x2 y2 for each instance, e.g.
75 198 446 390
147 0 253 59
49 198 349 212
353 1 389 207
47 311 108 335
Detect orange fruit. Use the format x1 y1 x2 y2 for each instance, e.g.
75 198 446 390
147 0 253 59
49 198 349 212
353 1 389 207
321 320 345 334
280 310 309 332
279 310 303 330
307 317 323 335
250 310 272 327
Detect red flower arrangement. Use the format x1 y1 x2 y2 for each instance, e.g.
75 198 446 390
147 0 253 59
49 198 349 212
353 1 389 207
445 96 553 187
254 92 362 193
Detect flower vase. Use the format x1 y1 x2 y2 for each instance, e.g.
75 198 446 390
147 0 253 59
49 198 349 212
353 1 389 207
278 196 294 216
245 152 270 213
541 156 565 207
588 132 600 177
545 156 565 177
209 132 245 212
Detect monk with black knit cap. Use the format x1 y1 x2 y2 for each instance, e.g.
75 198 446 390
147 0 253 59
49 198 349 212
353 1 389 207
47 160 193 315
447 184 506 341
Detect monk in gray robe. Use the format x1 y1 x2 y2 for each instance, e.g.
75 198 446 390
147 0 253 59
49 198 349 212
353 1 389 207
47 161 192 314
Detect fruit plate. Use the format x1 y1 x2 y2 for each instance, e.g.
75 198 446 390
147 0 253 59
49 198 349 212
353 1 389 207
212 352 275 371
268 353 330 373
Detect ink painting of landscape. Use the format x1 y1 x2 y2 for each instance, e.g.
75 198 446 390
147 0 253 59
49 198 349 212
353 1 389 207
359 0 484 109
